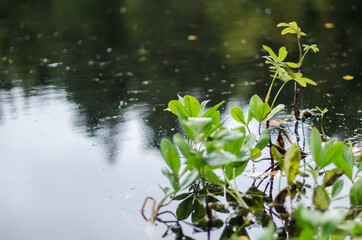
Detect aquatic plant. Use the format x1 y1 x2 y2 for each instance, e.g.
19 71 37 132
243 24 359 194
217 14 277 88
142 22 362 240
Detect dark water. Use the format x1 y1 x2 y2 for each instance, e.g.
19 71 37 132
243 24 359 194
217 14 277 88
0 1 361 239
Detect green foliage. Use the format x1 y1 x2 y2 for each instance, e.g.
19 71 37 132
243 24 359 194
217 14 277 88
144 22 360 240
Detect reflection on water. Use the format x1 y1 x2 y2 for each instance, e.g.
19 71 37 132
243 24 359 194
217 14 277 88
0 0 361 239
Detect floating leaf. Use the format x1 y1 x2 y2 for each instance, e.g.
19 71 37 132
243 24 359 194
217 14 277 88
284 144 301 185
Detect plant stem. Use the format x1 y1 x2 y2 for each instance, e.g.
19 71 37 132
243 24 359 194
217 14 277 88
271 82 287 109
265 71 278 104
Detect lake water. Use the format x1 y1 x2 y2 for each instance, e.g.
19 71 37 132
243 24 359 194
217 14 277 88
0 1 361 239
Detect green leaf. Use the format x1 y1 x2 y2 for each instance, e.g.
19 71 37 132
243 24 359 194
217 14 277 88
281 27 295 35
321 142 345 168
230 106 246 125
202 101 224 117
271 145 284 170
322 168 344 187
205 170 222 185
161 167 179 190
168 100 187 119
200 100 210 115
225 161 248 180
309 127 322 167
255 103 271 122
300 77 317 86
176 197 193 220
255 129 270 150
278 47 288 61
248 94 263 123
285 62 300 68
180 117 212 140
173 133 191 157
204 111 221 138
160 139 180 176
313 186 330 210
350 178 362 207
263 45 278 62
263 104 285 123
294 77 307 87
206 150 237 167
284 144 301 185
276 22 290 27
184 95 200 117
180 169 199 190
192 199 206 222
331 179 343 199
257 222 275 240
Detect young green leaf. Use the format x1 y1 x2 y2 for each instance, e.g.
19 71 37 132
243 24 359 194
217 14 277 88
320 142 345 168
168 100 187 119
284 144 301 185
350 178 362 207
184 95 200 117
278 47 288 61
309 127 322 167
331 179 343 199
255 103 271 123
179 169 199 190
192 199 206 222
200 100 210 115
248 94 263 123
161 139 180 176
173 133 192 157
263 45 278 62
202 101 224 117
263 104 285 123
230 106 247 125
255 129 270 150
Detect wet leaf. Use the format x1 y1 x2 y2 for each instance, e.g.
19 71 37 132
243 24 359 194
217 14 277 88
263 104 285 122
350 178 362 207
168 100 187 119
231 106 246 125
331 179 343 199
161 139 180 176
176 197 193 220
321 142 345 168
284 144 301 185
255 129 270 150
313 186 330 210
173 133 191 157
192 199 206 222
184 95 200 117
248 94 263 123
179 169 199 190
310 127 322 167
322 168 344 187
271 145 284 170
202 101 224 117
255 103 271 122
